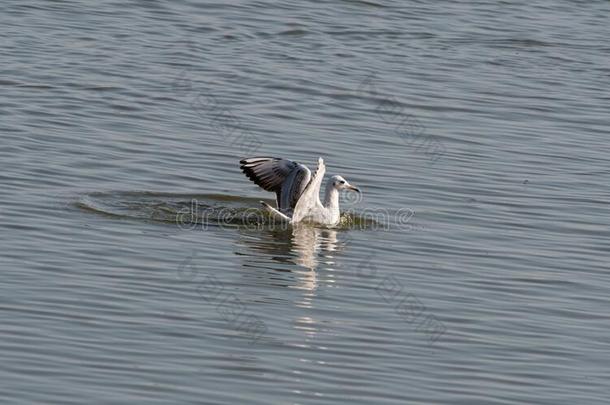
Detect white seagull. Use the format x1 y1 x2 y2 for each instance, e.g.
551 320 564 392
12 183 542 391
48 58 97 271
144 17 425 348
239 157 360 226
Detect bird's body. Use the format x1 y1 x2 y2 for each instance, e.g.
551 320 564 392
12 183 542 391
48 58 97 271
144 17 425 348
239 157 360 227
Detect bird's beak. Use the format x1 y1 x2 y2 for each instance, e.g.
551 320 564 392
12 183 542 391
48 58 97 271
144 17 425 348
348 184 361 193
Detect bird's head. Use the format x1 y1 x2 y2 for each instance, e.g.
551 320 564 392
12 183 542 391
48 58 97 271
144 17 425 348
330 175 360 193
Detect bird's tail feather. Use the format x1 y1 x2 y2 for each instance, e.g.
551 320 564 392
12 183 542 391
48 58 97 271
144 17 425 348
261 201 292 223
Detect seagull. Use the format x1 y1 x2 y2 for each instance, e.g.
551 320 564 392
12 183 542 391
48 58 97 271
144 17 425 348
239 157 360 226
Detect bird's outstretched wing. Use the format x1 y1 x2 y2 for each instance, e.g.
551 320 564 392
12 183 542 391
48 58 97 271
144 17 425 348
292 157 325 223
240 157 311 213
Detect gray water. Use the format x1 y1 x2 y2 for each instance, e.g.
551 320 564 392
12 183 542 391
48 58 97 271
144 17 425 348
2 1 610 404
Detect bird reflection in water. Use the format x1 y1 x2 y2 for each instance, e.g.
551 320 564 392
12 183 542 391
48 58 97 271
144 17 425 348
237 225 348 281
236 225 350 342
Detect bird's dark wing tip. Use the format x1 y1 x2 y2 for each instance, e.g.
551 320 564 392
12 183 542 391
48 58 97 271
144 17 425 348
239 157 297 193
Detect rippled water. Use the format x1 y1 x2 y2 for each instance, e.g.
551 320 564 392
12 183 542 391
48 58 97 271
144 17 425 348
2 1 610 403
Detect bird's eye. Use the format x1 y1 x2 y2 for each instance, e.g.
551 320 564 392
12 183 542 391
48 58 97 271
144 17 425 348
339 180 345 184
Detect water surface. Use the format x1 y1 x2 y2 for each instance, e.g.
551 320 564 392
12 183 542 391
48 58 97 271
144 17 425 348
1 0 610 404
